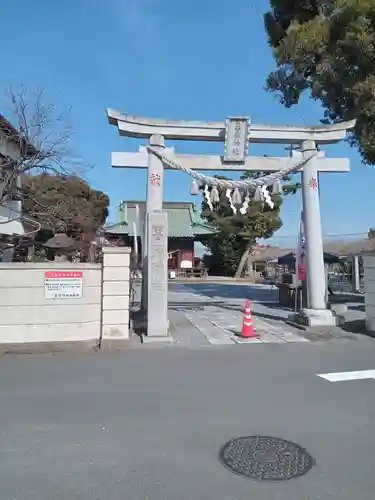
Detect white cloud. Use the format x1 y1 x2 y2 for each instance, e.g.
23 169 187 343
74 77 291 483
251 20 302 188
88 0 171 88
114 0 162 55
121 0 160 41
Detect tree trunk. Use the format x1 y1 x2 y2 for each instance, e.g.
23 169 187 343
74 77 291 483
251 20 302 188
234 245 252 279
88 244 95 263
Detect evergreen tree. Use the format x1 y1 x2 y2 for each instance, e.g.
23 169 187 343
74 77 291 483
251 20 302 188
264 0 375 163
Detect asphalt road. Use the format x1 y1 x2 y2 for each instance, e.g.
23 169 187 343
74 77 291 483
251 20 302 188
1 341 375 500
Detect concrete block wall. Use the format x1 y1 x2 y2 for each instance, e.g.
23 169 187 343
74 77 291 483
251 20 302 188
0 262 102 344
0 246 132 350
100 246 131 348
363 254 375 332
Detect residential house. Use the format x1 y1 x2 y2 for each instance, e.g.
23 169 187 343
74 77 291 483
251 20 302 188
0 114 37 260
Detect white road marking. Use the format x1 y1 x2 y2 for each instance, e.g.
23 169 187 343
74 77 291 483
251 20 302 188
317 370 375 382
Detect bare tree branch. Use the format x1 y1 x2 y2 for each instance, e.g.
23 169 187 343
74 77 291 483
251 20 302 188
0 84 91 212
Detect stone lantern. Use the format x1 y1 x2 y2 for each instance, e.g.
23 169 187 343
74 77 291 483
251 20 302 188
43 231 76 262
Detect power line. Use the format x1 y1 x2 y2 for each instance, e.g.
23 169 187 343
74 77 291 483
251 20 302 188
323 233 369 238
269 232 368 239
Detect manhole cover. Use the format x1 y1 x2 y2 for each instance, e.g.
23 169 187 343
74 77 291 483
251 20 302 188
219 436 315 482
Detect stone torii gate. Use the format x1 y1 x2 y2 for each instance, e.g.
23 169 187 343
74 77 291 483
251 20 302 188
107 110 355 340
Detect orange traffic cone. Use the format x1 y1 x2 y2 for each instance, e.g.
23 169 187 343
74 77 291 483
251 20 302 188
237 300 258 338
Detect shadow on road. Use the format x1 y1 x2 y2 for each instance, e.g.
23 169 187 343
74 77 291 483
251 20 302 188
171 282 278 301
348 304 366 312
168 300 287 322
330 293 365 304
130 308 145 338
340 318 368 335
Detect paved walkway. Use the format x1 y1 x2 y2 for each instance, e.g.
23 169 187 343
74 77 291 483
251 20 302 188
168 283 308 346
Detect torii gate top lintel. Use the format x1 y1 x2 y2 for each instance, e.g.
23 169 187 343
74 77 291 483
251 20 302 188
107 108 355 145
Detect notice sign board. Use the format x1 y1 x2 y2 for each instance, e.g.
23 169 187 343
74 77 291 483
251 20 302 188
44 271 83 299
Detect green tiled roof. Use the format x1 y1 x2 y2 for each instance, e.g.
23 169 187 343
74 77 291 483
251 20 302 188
105 201 215 238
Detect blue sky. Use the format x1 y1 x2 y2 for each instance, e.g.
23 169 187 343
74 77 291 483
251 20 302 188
1 0 374 246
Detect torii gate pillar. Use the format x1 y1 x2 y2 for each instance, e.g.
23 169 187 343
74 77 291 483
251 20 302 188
141 133 165 312
300 140 331 321
142 134 169 340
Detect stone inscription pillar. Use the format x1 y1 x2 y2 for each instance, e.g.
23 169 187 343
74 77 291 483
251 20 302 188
146 210 168 337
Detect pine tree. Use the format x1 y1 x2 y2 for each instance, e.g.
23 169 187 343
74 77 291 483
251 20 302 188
265 0 375 163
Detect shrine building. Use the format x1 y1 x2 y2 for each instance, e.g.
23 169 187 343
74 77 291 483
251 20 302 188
104 201 215 271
